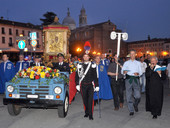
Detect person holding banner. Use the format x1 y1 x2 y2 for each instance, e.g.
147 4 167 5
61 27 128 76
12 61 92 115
121 49 142 116
108 53 124 110
75 54 99 120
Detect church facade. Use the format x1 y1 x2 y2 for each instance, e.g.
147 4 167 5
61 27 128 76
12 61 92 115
62 7 127 57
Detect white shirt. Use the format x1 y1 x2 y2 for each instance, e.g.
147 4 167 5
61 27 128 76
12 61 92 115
101 59 105 65
19 60 24 71
36 62 40 66
167 63 170 77
59 62 63 65
140 61 147 74
27 60 33 66
121 59 142 76
4 61 8 72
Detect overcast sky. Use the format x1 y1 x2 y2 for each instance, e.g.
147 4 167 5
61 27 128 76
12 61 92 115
0 0 170 41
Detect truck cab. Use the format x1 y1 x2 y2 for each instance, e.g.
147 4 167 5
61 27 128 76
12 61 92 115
3 72 69 118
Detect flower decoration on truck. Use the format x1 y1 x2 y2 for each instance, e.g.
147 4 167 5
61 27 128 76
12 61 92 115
15 66 60 80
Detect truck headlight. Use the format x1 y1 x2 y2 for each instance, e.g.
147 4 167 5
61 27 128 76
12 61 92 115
7 85 14 93
54 87 62 94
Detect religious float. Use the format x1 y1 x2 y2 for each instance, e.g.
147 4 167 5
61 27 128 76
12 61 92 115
3 16 74 118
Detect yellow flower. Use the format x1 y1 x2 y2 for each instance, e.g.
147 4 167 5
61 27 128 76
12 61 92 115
31 71 34 74
30 74 34 79
24 73 27 76
52 74 54 77
47 67 51 71
27 68 31 73
56 73 59 77
41 72 45 78
37 71 41 75
38 68 42 72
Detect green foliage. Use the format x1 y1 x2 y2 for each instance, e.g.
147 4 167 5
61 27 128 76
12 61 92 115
40 12 57 25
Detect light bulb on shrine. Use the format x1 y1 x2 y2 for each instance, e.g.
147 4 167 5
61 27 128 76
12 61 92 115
122 33 128 41
110 31 117 40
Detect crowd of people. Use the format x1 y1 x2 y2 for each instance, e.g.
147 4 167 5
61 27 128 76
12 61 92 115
0 49 169 121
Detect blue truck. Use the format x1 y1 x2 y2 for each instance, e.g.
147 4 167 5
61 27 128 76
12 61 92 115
3 72 69 118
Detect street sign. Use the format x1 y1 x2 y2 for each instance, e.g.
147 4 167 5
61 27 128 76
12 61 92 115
16 36 29 40
18 40 26 49
31 40 37 47
30 32 37 40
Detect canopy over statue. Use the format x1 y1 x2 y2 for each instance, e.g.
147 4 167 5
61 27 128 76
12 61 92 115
43 16 71 62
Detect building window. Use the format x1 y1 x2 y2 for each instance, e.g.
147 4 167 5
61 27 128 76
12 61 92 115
2 37 5 44
37 32 39 38
9 28 12 35
16 29 19 36
36 40 40 48
22 30 25 36
28 31 30 36
9 37 13 47
1 27 5 34
108 49 112 54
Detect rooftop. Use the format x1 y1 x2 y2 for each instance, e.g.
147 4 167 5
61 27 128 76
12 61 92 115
0 18 42 30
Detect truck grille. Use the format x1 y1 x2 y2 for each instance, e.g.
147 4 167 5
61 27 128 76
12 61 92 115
19 85 50 99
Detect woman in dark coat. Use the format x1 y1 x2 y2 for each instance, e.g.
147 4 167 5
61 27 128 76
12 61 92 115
145 56 165 119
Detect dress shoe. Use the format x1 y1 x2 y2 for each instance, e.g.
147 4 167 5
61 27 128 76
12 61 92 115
84 114 89 118
129 112 134 116
114 107 119 111
89 116 93 120
119 103 123 108
134 105 138 112
152 115 157 119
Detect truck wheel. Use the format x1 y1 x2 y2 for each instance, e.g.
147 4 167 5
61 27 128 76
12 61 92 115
7 104 22 116
58 95 69 118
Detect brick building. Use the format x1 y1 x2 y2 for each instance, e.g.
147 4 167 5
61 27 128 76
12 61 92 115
64 7 127 57
0 17 43 61
127 37 170 59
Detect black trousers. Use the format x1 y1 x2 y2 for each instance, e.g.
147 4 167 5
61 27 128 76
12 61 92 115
81 84 94 116
110 78 124 108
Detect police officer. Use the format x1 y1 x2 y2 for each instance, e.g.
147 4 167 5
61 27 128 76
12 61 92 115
75 54 99 120
30 55 44 66
53 53 70 73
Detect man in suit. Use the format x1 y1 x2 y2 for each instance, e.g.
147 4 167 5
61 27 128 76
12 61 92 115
30 55 44 66
27 55 33 67
0 54 15 94
15 54 28 73
53 53 70 73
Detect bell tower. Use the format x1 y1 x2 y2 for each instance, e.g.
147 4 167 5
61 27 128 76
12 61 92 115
79 5 87 27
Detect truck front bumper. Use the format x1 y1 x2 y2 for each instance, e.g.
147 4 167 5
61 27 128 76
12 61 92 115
3 98 64 108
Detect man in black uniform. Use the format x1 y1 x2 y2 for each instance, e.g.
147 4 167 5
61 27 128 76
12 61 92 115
30 55 44 66
75 54 99 120
53 53 70 73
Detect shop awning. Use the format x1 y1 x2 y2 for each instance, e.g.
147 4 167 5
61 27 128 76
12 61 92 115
0 48 20 52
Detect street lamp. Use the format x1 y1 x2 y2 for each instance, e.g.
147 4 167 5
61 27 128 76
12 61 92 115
110 31 128 81
92 51 96 55
76 48 82 52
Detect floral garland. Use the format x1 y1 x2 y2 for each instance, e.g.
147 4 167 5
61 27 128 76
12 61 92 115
15 66 60 80
69 62 77 73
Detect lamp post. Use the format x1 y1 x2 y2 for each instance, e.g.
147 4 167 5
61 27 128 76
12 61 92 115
110 31 128 81
76 48 82 57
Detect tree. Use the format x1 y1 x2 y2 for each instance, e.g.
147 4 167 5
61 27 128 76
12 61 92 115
40 12 57 25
